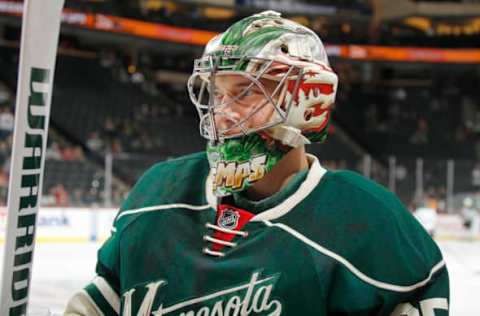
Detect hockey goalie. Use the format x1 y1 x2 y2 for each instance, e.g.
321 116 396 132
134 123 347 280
64 11 449 316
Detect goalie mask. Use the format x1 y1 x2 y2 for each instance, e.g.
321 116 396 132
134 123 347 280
188 11 338 197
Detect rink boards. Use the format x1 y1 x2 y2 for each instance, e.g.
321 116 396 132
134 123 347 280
0 207 117 243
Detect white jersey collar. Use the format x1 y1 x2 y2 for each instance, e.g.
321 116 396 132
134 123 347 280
205 154 327 221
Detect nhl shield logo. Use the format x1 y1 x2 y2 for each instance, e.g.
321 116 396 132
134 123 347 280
218 209 240 230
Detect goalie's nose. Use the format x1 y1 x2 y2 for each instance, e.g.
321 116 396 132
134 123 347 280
214 106 244 136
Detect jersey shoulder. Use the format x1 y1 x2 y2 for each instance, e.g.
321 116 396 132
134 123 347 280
319 169 412 222
114 151 210 231
296 169 444 287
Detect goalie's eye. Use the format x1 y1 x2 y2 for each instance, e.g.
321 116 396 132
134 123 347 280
243 89 254 97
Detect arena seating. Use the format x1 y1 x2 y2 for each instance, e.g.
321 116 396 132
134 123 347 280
0 44 478 207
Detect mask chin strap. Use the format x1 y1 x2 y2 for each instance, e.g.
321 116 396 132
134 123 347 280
268 125 310 147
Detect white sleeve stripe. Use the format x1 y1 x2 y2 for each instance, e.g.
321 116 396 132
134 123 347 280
92 276 120 313
263 220 446 293
116 203 211 221
80 289 105 316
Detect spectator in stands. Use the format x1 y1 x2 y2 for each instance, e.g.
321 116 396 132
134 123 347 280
86 132 104 152
0 82 11 104
103 117 118 142
323 159 347 170
462 197 480 239
0 106 14 139
409 118 429 144
84 186 101 206
109 138 123 154
119 120 133 137
139 131 153 151
2 156 10 175
73 146 86 161
49 184 70 207
436 186 446 213
472 162 480 187
46 141 63 160
0 140 9 161
61 144 86 161
0 169 8 206
40 190 56 207
71 188 86 207
370 159 387 182
61 145 76 161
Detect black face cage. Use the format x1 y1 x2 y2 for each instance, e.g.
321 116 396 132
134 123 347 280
187 55 303 143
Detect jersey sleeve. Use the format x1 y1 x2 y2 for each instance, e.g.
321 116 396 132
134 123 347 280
391 265 449 316
64 230 121 316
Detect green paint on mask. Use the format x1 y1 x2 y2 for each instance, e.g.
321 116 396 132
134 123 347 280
207 133 287 197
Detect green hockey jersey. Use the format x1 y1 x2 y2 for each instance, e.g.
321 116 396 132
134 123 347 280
64 152 449 316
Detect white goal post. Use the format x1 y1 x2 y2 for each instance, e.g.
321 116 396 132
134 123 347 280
0 0 65 314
